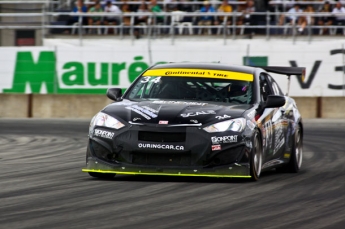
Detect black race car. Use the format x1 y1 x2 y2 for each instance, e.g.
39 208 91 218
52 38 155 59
82 63 304 181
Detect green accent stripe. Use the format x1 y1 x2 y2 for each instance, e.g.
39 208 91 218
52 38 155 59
82 169 251 178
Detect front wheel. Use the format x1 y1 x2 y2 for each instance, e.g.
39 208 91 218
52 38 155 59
250 131 263 181
288 125 303 172
277 124 303 173
88 172 116 179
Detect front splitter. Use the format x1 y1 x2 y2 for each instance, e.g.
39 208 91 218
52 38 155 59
82 158 252 178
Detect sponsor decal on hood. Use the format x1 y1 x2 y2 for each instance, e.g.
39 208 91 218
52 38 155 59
215 114 231 120
152 101 208 106
125 105 158 120
103 100 251 125
181 110 216 118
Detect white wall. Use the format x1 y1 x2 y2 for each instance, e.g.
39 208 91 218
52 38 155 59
1 38 345 96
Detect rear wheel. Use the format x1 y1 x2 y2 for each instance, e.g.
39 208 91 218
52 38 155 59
88 172 116 179
250 131 262 181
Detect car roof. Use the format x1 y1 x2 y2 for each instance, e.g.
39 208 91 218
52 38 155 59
151 63 257 75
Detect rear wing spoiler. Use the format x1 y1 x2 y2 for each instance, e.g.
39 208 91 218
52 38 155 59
261 66 306 82
260 66 306 96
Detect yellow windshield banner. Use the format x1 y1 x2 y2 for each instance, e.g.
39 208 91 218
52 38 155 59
142 68 253 81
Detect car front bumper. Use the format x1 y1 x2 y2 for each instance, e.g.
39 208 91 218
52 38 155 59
82 158 251 178
83 125 253 178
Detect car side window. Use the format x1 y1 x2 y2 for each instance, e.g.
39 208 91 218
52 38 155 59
259 73 274 102
267 75 284 96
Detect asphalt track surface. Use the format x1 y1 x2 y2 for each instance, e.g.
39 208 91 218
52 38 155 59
1 119 345 229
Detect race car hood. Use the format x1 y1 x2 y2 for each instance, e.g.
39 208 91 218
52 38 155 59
102 99 252 126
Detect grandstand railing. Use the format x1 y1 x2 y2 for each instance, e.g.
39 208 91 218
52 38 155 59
1 11 345 45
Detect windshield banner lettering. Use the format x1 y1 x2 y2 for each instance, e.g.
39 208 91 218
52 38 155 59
142 69 254 81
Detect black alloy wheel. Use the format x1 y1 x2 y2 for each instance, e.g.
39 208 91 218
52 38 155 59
250 131 263 181
287 125 303 172
276 124 303 173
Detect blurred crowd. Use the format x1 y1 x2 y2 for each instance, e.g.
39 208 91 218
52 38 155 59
275 1 345 35
61 0 345 37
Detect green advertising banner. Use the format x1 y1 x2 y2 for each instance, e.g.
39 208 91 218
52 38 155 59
1 49 162 94
243 56 268 67
1 39 345 96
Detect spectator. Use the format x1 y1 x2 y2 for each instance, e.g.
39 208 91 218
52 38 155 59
134 2 149 38
239 0 256 37
71 0 88 24
164 0 177 12
88 0 104 33
318 1 334 35
278 4 303 26
104 1 122 26
149 0 164 24
236 0 247 12
64 0 87 34
121 1 132 27
135 1 149 24
174 0 193 24
215 0 233 26
177 0 193 13
298 4 315 33
265 1 279 26
198 1 216 34
242 1 255 20
332 2 345 25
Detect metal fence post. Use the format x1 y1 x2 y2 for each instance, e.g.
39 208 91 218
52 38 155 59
120 13 124 39
232 12 236 40
153 14 157 39
308 20 312 44
266 11 270 41
171 13 175 45
41 5 46 45
78 14 83 46
223 15 227 45
292 20 296 44
131 15 135 45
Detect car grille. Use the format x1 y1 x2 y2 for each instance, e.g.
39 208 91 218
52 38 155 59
138 131 186 142
132 153 191 166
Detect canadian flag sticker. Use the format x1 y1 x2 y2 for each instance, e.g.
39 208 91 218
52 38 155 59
159 120 169 124
212 145 221 151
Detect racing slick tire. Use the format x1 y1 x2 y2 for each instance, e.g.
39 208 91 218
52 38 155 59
88 172 116 179
250 131 263 181
287 124 303 173
277 124 303 173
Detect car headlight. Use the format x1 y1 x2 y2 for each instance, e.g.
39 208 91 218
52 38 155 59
203 118 246 133
89 112 125 136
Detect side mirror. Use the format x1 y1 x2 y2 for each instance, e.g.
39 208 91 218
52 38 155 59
107 88 122 101
264 95 286 108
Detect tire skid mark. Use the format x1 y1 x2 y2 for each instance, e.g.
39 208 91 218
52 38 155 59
0 120 344 229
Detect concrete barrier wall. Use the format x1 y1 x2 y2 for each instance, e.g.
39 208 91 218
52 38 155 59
32 95 112 118
0 94 28 118
322 97 345 119
0 94 344 119
292 97 318 119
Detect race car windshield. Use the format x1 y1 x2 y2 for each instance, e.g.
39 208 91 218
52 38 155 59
126 76 253 104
